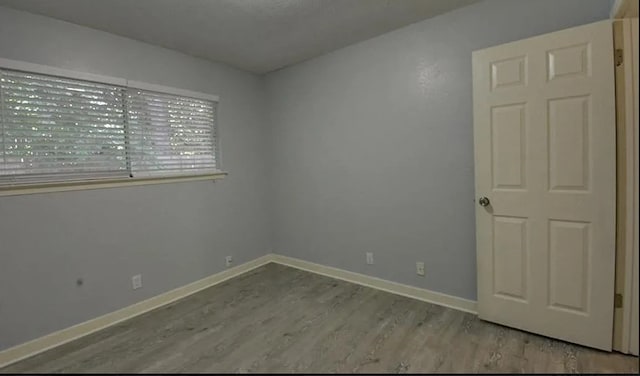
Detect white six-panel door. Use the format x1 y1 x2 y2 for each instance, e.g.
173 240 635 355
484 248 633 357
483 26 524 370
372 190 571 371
472 20 616 350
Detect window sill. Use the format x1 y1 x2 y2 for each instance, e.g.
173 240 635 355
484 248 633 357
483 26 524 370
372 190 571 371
0 172 228 197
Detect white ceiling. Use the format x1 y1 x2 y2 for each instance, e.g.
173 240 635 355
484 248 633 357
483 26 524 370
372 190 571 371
0 0 479 74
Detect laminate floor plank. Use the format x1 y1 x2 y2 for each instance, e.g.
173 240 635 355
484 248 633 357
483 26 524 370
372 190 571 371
2 263 637 374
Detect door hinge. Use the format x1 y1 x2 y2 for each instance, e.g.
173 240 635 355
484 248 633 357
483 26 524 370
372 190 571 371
615 49 624 66
614 293 623 308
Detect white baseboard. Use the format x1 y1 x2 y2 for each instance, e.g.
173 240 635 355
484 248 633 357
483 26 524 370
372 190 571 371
0 253 477 369
270 254 477 315
0 254 273 369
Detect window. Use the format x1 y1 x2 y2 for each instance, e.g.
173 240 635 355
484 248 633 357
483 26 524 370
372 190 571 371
127 89 218 177
0 64 220 188
0 69 128 184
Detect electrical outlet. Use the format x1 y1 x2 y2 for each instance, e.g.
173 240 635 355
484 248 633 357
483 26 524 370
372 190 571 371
416 262 425 276
366 252 374 265
132 274 142 290
225 256 233 268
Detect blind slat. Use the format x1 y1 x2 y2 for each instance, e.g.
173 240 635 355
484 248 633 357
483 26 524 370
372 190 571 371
4 129 126 137
2 71 125 92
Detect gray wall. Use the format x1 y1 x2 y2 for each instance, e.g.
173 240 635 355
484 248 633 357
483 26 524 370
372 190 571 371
0 6 271 350
265 0 612 301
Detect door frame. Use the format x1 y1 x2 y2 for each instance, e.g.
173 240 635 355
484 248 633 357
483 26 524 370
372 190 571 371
612 7 639 355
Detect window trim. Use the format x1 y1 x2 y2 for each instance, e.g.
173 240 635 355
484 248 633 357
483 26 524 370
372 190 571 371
0 172 228 197
0 58 127 87
0 58 220 101
0 57 226 195
127 80 219 102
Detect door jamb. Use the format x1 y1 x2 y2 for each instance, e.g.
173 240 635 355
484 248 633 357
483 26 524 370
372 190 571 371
612 17 638 355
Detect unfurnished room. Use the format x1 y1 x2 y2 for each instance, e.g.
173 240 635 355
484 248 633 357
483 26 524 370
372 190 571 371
0 0 638 374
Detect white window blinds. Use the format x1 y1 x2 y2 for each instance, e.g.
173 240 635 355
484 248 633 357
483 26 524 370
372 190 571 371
0 69 128 184
127 89 218 177
0 67 219 187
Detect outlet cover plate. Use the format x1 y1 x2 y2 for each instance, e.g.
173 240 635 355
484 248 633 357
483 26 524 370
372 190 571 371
366 252 374 265
132 274 142 290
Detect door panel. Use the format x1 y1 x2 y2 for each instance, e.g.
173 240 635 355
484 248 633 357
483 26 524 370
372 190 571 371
548 220 589 313
493 216 528 301
547 43 590 81
548 96 590 191
473 20 616 350
491 104 526 189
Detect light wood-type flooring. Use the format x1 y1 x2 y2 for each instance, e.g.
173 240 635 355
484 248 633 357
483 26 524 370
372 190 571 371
2 263 638 373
